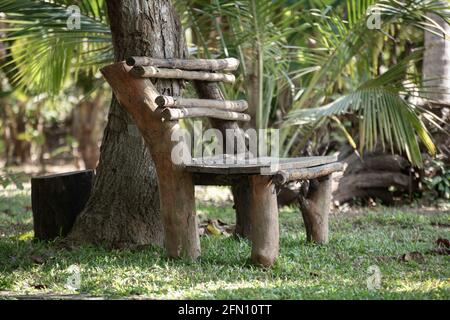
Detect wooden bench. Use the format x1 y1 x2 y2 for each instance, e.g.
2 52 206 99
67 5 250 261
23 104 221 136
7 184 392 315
100 58 342 267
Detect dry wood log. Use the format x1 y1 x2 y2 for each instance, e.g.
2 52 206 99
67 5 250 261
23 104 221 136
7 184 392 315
161 107 251 122
299 176 331 244
273 162 343 185
126 57 240 71
101 62 200 260
333 172 410 204
131 66 235 83
249 175 279 267
155 95 248 112
332 151 414 205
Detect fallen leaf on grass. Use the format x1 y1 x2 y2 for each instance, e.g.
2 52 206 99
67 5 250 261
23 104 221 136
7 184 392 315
207 223 222 236
199 219 235 237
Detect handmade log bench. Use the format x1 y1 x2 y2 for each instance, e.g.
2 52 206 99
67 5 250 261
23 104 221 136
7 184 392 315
100 57 343 267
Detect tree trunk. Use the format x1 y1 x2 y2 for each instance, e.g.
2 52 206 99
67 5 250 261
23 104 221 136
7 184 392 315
422 9 450 160
72 89 107 169
423 10 450 105
67 0 184 248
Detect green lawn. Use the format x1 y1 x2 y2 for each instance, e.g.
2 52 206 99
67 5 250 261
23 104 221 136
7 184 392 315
0 186 449 299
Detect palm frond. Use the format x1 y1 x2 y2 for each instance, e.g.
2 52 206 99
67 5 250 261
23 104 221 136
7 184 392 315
284 50 439 166
0 0 111 94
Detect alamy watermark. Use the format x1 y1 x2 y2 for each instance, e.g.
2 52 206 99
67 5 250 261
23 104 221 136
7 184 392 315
366 265 382 291
170 121 280 171
65 264 81 291
366 5 381 30
66 5 81 30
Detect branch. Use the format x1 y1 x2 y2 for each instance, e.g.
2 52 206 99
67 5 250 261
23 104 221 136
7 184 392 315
126 57 239 71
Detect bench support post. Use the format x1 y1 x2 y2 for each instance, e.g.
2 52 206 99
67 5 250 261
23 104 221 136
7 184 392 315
249 175 279 267
152 152 200 260
300 175 332 244
232 180 252 239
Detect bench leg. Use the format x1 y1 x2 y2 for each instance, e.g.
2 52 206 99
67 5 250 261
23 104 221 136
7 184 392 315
249 175 279 267
300 175 332 244
232 179 252 239
153 153 200 260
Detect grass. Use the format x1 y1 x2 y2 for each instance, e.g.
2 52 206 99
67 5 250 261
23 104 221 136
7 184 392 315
0 185 449 299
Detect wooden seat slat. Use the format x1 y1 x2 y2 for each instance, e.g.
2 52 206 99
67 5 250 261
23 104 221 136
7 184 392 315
184 155 339 175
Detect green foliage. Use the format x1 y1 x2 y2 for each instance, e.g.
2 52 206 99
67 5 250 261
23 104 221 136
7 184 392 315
0 0 111 95
285 51 437 166
0 0 449 169
424 159 450 199
177 0 305 129
177 0 449 167
0 169 26 190
283 0 450 165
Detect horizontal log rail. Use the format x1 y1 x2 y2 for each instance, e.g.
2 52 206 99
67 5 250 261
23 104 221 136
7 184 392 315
155 95 248 112
273 162 343 185
161 107 251 122
131 66 235 83
126 57 240 71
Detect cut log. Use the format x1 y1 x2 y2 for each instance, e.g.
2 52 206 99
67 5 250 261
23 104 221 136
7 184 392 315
249 175 279 267
131 66 235 83
101 62 200 260
332 151 415 205
31 170 94 240
299 176 331 244
273 162 343 185
161 107 251 122
333 172 410 204
126 57 240 71
155 95 248 112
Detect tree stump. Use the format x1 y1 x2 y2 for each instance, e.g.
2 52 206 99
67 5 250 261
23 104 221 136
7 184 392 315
31 170 94 240
249 175 279 267
299 175 331 244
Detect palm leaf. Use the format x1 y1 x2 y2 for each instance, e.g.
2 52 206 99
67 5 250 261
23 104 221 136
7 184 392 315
284 50 439 166
0 0 111 94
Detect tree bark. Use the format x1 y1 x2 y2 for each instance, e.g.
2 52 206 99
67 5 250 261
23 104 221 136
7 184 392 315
422 9 450 160
67 0 184 248
423 10 450 105
72 89 106 169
